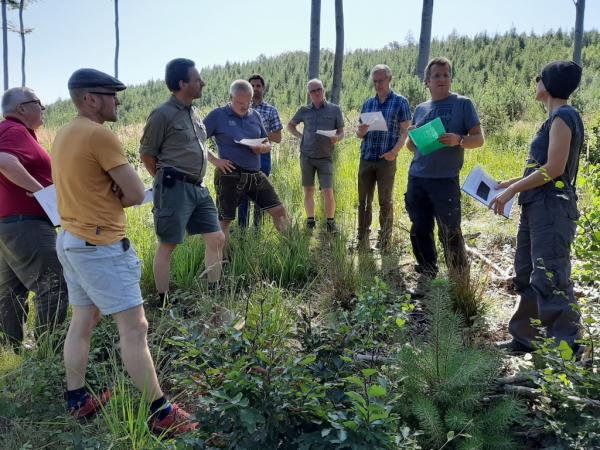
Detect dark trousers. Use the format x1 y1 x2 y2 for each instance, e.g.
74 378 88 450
0 219 68 347
509 195 580 349
404 176 468 277
357 159 396 245
238 158 271 228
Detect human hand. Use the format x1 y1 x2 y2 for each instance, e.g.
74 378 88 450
329 135 339 144
496 180 512 189
489 186 516 216
438 133 461 146
380 151 397 161
357 123 370 137
111 181 123 199
215 158 235 173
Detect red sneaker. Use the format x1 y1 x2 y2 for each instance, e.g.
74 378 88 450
68 390 111 420
149 403 199 436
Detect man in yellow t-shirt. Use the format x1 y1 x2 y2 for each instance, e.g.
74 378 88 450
52 68 197 435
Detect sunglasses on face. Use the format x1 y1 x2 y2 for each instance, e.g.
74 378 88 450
309 87 323 94
535 75 542 83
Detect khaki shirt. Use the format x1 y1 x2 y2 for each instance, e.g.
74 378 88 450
140 95 208 178
52 117 128 245
290 101 344 159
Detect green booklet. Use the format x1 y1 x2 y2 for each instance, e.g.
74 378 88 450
409 117 447 155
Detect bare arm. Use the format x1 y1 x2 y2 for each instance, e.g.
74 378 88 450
268 129 282 143
108 164 145 207
330 127 345 144
0 152 44 193
490 118 571 214
438 124 484 149
208 150 235 174
140 154 158 177
287 122 303 140
381 120 411 161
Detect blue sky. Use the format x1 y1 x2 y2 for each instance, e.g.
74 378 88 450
3 0 598 103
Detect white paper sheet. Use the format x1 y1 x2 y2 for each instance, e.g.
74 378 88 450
33 184 60 226
235 138 267 147
316 129 337 137
359 111 388 132
134 188 154 208
461 165 514 218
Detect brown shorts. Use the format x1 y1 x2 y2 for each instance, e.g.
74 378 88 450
214 169 282 221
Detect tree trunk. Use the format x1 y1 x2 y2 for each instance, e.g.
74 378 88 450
415 0 434 80
573 0 585 66
2 0 8 90
114 0 119 78
19 0 24 86
330 0 344 105
308 0 320 81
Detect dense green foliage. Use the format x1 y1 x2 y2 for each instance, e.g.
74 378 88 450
43 30 600 135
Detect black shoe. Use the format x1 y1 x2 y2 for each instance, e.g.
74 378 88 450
495 339 534 355
306 219 316 230
326 221 336 234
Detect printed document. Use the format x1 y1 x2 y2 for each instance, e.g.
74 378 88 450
360 111 388 132
462 165 514 218
33 184 60 226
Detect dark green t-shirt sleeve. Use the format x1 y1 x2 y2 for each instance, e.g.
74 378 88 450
139 109 167 157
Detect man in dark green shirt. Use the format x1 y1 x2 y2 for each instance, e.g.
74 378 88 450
140 58 225 303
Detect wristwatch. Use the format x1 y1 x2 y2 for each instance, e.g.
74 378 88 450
458 135 465 147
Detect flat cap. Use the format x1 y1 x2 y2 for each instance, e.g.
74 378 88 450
68 68 126 91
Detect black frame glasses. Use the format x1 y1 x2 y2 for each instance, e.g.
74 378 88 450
88 91 118 98
20 99 44 108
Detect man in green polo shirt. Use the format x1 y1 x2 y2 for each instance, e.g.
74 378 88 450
140 58 225 304
287 79 344 232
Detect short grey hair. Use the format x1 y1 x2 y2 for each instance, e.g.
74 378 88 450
229 79 253 97
370 64 392 79
307 78 323 90
2 87 35 115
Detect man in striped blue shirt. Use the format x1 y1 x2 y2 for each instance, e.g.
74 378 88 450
356 64 411 251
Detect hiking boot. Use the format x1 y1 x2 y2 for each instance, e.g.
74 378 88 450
150 403 199 436
306 218 316 230
495 339 534 355
326 221 337 234
68 389 111 420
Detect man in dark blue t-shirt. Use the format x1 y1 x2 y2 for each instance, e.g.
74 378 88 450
205 79 288 249
405 57 484 283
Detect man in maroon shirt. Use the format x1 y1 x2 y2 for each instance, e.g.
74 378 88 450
0 87 67 349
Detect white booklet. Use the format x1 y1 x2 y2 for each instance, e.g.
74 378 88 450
359 111 388 132
234 138 267 147
461 165 514 218
134 188 154 208
316 129 337 137
33 184 60 226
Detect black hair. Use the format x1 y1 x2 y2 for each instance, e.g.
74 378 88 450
165 58 195 92
248 74 266 87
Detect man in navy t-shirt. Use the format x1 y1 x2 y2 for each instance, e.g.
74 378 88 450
205 79 288 248
405 57 484 284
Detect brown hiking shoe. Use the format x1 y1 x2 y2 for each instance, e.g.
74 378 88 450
150 403 198 436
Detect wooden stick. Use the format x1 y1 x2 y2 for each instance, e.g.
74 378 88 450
465 244 511 278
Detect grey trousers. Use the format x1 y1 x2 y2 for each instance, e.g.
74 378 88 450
509 194 580 349
0 219 68 347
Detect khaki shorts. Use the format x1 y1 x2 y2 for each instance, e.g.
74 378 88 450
300 155 334 189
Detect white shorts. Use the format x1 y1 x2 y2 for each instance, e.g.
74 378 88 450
56 230 143 315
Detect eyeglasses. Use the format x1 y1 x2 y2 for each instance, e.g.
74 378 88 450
88 91 118 98
20 99 44 109
535 75 542 83
309 87 323 94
